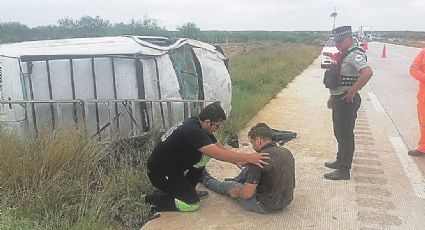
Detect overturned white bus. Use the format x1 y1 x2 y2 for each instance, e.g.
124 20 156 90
0 36 231 140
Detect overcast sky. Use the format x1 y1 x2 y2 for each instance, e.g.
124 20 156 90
0 0 424 31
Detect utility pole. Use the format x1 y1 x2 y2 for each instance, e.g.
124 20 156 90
330 7 337 30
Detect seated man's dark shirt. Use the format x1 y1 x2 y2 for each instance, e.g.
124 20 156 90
147 117 217 174
245 142 295 210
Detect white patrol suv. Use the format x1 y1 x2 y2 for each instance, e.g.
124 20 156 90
320 37 339 69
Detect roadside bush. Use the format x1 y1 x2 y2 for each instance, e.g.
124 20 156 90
0 128 161 229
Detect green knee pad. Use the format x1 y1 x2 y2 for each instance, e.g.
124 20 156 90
194 154 210 168
174 199 200 212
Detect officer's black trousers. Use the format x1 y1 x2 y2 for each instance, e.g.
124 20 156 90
332 93 361 171
147 166 203 211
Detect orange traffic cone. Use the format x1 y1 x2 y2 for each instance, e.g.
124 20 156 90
381 44 387 58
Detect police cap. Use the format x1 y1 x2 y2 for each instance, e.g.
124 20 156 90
332 26 352 42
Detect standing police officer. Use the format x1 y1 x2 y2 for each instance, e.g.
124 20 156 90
324 26 374 180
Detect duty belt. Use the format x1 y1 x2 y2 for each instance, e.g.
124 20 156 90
340 75 358 86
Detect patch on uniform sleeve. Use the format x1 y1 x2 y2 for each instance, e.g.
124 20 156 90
355 54 364 62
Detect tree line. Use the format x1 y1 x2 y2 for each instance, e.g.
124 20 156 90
0 16 324 44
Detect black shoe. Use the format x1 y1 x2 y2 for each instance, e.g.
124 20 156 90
196 190 209 199
324 170 350 180
200 168 214 184
224 177 235 181
324 160 339 169
408 150 425 157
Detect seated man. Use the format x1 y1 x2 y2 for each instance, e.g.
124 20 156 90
202 123 295 214
145 103 269 212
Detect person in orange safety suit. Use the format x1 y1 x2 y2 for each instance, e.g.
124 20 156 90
409 49 425 157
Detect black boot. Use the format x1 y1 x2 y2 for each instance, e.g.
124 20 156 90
324 160 339 169
324 169 350 180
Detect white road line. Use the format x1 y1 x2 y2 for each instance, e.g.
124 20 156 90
367 92 385 113
389 136 425 199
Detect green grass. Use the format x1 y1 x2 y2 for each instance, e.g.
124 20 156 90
0 128 161 229
217 42 320 139
0 42 320 229
0 209 39 230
